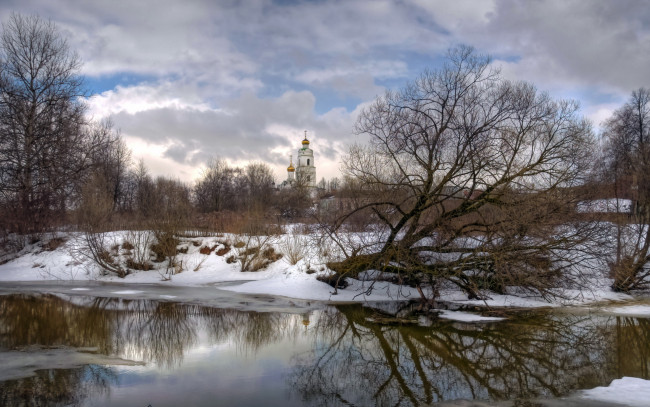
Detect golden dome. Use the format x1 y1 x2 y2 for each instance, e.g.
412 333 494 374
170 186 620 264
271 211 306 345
302 138 310 146
287 164 295 172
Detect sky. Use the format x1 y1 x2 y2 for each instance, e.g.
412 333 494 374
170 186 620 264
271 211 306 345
1 0 649 184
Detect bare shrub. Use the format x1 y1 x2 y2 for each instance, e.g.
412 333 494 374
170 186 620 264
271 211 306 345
123 230 153 271
279 232 307 265
44 237 66 251
146 177 191 278
75 172 128 277
125 258 153 271
232 212 280 272
74 232 126 277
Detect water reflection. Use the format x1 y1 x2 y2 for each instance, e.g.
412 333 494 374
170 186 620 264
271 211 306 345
0 293 303 406
1 294 650 406
0 294 301 367
290 305 650 406
611 317 650 378
0 366 115 407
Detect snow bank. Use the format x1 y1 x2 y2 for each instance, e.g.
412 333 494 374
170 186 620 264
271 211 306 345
0 232 421 303
1 347 143 381
604 305 650 317
221 272 421 302
582 377 650 407
0 231 638 306
437 310 505 322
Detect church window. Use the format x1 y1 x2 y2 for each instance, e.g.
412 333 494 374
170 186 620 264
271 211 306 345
307 159 310 166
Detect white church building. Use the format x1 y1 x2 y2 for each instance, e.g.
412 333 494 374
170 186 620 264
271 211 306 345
280 131 316 189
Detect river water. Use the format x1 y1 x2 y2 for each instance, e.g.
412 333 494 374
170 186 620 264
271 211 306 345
0 282 647 406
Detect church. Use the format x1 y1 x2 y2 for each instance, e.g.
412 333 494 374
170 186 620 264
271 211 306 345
280 131 316 189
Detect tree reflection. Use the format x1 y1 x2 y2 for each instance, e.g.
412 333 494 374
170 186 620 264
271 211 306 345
0 294 302 367
0 365 115 407
3 294 650 407
0 293 302 405
611 316 650 378
290 305 650 406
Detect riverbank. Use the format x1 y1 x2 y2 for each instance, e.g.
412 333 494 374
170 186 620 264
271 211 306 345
0 231 635 308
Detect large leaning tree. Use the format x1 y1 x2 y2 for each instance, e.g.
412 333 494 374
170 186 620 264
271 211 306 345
324 46 597 301
602 88 650 291
0 13 93 233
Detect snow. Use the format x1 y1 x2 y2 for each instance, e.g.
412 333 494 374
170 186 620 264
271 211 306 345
604 305 650 317
581 377 650 407
577 199 632 213
0 230 639 307
0 346 143 381
437 310 505 322
221 272 421 302
440 289 560 308
437 286 633 309
0 231 421 303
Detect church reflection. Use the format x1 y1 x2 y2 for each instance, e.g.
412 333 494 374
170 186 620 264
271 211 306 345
1 294 650 406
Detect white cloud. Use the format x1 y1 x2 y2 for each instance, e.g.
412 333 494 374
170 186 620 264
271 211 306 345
4 0 649 185
87 81 213 118
89 82 358 183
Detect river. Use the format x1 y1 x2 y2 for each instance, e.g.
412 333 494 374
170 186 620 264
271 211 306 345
0 281 647 406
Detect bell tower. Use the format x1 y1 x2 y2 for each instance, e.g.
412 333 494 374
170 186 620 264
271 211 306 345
296 130 316 187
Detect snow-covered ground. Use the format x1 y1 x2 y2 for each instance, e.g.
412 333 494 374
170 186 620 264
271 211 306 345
603 305 650 317
0 231 425 303
581 377 650 407
577 199 633 213
437 309 505 322
0 231 639 310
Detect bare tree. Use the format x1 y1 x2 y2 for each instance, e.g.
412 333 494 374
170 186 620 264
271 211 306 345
88 120 133 212
194 158 232 213
194 159 276 213
132 159 156 219
274 175 313 219
244 161 275 211
0 13 93 233
325 46 596 301
603 88 650 291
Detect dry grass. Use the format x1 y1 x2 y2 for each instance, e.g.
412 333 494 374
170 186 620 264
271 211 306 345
44 237 66 251
278 232 307 265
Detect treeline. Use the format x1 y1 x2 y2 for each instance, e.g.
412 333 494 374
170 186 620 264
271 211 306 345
0 14 322 242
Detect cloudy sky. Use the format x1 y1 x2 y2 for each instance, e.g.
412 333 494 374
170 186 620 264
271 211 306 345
1 0 648 183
